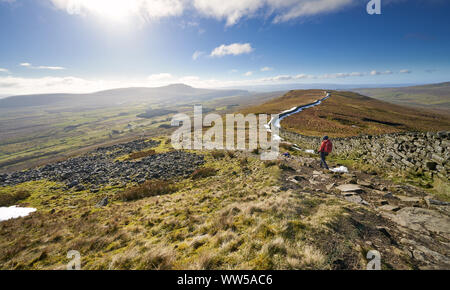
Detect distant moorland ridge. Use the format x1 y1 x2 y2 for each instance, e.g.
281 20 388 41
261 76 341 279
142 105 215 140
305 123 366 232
352 82 450 113
243 89 450 138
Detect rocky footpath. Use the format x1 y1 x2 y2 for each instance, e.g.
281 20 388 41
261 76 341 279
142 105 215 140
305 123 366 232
282 130 449 180
0 139 204 190
280 154 450 269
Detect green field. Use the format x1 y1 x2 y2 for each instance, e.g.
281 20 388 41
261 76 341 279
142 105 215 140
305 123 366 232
353 82 450 113
0 90 281 172
0 104 169 172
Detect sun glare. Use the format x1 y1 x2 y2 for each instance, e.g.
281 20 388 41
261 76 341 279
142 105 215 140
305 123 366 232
70 0 140 23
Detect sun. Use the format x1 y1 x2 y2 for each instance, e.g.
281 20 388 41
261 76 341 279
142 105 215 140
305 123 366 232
68 0 140 23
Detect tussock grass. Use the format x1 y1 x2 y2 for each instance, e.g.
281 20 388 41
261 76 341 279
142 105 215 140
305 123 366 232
226 151 236 158
125 149 156 160
278 162 294 171
0 190 31 207
239 157 248 166
191 167 217 179
263 160 278 167
110 244 176 270
211 150 226 159
432 178 450 201
0 150 408 270
119 180 177 201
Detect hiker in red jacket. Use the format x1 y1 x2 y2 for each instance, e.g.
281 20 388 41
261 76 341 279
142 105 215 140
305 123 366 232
318 136 332 170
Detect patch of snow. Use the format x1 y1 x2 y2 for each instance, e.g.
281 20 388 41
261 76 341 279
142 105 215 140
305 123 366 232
264 92 331 150
266 92 331 131
305 149 315 154
330 166 349 173
0 206 36 222
291 145 302 151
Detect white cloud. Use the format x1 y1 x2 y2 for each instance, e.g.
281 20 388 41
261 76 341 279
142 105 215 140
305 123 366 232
0 76 104 96
192 50 205 61
261 66 273 72
261 73 316 82
320 72 365 79
370 70 393 76
0 68 9 74
44 0 393 27
194 0 355 26
49 0 185 23
261 71 367 82
349 72 365 76
400 69 411 74
20 62 65 70
210 43 253 57
229 69 238 73
37 66 65 70
194 0 262 26
0 69 405 96
272 0 354 23
0 74 177 96
272 75 292 81
294 74 313 79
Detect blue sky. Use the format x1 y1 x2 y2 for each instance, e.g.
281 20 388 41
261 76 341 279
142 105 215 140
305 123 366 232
0 0 449 95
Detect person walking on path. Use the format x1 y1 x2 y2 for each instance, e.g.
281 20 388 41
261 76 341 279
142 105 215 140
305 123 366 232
318 136 333 170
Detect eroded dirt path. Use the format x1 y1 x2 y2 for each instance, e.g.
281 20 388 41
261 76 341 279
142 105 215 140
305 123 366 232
279 154 450 269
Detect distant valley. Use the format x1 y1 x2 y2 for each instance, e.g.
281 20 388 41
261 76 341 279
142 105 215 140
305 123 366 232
353 82 450 113
0 84 249 109
0 84 279 172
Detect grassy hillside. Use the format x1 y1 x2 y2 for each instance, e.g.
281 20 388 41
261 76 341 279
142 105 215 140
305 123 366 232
1 137 448 269
353 82 450 113
240 89 325 115
244 90 450 137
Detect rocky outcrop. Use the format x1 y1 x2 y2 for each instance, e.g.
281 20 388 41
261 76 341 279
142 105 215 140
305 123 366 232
0 139 205 189
280 153 450 269
282 130 449 180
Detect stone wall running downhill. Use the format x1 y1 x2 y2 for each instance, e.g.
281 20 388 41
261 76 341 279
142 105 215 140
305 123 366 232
281 129 449 180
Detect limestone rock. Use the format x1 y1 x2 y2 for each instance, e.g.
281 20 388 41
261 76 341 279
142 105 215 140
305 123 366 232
336 184 364 193
344 195 368 205
378 204 401 212
357 180 373 188
390 207 450 239
396 195 422 203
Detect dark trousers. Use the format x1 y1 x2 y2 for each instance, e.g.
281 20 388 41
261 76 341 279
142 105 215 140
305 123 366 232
320 152 329 169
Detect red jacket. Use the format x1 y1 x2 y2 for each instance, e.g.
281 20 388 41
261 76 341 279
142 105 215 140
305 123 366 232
319 140 333 153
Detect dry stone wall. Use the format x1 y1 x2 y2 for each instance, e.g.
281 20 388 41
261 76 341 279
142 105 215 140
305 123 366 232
281 129 449 180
